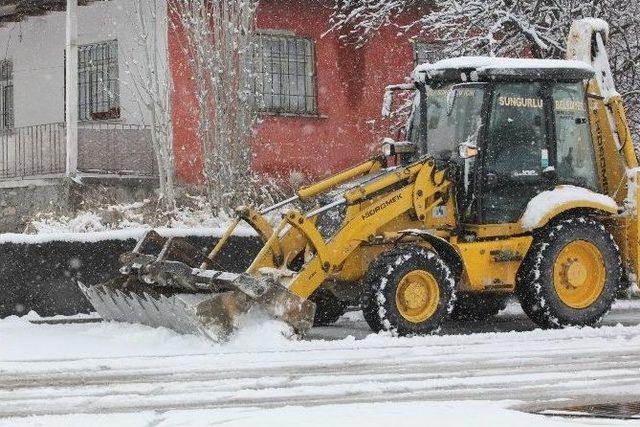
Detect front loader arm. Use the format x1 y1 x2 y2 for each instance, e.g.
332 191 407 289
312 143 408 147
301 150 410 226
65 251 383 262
297 157 385 200
203 156 388 272
285 158 452 299
200 156 386 269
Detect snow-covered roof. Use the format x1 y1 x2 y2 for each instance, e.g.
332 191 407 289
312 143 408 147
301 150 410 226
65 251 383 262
416 57 595 73
414 56 595 83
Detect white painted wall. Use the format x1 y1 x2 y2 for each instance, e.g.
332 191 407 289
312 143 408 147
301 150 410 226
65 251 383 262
0 0 169 128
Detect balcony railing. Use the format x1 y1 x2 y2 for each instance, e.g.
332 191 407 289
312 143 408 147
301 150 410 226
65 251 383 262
0 123 65 179
0 122 156 181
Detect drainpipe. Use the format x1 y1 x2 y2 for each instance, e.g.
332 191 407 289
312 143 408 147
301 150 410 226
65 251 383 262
65 0 78 177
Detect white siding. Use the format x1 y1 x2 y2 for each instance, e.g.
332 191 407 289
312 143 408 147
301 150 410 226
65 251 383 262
0 0 168 128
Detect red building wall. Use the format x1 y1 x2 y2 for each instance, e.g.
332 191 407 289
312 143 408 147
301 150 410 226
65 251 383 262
168 0 423 185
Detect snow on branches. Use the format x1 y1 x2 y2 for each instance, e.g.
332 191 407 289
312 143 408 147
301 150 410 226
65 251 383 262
329 1 631 58
329 0 640 141
170 0 261 213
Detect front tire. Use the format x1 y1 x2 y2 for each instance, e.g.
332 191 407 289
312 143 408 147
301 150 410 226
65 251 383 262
361 245 455 335
517 217 621 328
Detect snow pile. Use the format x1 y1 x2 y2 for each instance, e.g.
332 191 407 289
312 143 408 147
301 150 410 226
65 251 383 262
229 314 294 349
520 185 618 230
0 401 595 427
0 312 214 361
28 197 238 234
0 311 297 362
2 196 260 244
30 211 122 234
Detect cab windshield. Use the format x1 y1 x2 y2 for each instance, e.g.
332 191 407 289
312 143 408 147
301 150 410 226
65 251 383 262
409 84 486 159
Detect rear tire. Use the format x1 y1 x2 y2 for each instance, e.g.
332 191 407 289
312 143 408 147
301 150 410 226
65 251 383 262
517 217 621 328
310 288 348 326
449 293 508 321
361 245 455 335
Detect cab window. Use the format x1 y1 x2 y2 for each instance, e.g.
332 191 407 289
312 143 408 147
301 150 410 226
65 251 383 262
485 82 547 179
482 82 548 223
552 83 599 190
423 84 485 160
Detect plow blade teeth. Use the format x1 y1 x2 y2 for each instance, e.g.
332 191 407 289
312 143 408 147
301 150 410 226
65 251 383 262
78 274 316 341
78 279 252 342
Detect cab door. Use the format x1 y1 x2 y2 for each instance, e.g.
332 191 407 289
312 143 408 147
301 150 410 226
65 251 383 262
479 82 553 224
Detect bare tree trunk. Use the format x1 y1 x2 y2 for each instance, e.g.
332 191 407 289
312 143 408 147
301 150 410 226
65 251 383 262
170 0 260 214
121 0 177 212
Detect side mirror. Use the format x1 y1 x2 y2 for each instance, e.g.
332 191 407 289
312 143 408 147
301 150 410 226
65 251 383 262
382 138 417 156
458 142 478 159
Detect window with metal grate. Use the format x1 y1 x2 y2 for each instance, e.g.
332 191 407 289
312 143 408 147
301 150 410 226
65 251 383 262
256 33 317 115
78 40 120 121
0 60 13 130
414 41 444 66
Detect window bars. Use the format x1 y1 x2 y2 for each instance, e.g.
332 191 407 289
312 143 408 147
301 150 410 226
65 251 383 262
78 40 120 121
256 34 317 115
414 41 444 66
0 60 13 130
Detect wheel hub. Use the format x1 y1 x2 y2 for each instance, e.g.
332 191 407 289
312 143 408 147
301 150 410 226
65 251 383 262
403 282 429 309
553 240 606 309
395 270 440 323
563 259 588 288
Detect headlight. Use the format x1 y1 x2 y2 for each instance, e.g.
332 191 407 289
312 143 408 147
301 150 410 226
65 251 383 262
382 142 394 157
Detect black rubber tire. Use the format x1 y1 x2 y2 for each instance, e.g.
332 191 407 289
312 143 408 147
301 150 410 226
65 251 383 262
310 288 348 326
517 217 621 329
361 245 456 335
449 293 508 321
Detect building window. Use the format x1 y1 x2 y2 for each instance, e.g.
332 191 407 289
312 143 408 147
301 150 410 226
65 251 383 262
414 41 444 66
0 60 13 130
78 40 120 121
256 33 317 115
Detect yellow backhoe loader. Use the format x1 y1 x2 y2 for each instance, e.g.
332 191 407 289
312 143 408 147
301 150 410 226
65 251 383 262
80 18 640 340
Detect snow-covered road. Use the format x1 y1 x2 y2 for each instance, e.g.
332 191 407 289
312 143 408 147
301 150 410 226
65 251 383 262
1 300 639 426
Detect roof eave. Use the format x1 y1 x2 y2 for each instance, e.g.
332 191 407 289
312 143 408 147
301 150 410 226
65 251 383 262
0 0 100 25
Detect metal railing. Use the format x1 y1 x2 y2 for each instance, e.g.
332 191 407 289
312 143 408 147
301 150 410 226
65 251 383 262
0 123 65 179
0 122 156 181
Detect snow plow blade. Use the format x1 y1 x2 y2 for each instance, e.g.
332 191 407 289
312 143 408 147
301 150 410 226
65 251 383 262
78 273 315 342
76 227 315 341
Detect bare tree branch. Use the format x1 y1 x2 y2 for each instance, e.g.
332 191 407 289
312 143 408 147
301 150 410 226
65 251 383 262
121 0 177 211
170 0 263 213
328 0 640 139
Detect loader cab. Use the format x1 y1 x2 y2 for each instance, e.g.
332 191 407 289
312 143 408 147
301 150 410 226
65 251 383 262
412 58 598 225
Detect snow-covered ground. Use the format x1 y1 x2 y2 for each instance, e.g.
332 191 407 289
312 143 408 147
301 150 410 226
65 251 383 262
1 300 640 426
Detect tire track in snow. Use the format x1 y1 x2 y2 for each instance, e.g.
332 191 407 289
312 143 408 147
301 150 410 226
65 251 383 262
2 305 639 420
1 336 639 418
1 348 638 390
